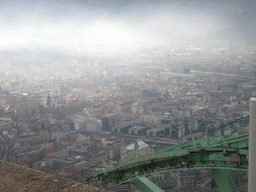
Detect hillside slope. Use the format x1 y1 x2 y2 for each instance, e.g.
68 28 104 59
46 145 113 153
0 160 107 192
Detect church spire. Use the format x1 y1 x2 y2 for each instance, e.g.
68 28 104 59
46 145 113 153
47 94 51 110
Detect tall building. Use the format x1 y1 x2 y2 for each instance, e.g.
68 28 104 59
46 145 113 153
15 104 36 117
73 115 87 132
102 113 117 132
86 118 102 132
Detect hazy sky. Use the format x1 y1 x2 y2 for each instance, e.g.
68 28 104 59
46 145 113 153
0 0 255 54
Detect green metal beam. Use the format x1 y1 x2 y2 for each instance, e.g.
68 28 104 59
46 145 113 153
159 133 249 153
211 153 239 192
92 133 249 191
94 147 248 178
102 159 109 168
213 169 239 192
132 177 164 192
93 148 248 188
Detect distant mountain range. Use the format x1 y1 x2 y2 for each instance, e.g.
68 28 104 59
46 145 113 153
209 23 256 45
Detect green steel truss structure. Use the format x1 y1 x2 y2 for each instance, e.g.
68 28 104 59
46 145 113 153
92 132 249 192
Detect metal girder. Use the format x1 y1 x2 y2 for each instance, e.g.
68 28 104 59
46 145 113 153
93 147 248 187
95 147 248 173
159 133 249 153
213 169 238 192
92 132 249 191
131 177 164 192
211 153 239 192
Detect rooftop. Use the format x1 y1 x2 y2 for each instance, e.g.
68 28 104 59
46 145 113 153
125 140 149 150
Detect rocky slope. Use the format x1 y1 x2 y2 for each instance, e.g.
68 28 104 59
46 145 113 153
0 160 107 192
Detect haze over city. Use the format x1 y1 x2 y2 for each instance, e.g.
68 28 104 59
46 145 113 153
1 0 256 55
0 1 255 192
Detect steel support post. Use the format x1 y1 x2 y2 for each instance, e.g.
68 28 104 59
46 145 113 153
132 177 164 192
211 153 239 192
249 97 256 192
212 169 239 192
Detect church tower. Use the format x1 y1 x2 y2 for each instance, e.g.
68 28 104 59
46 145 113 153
47 94 51 110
